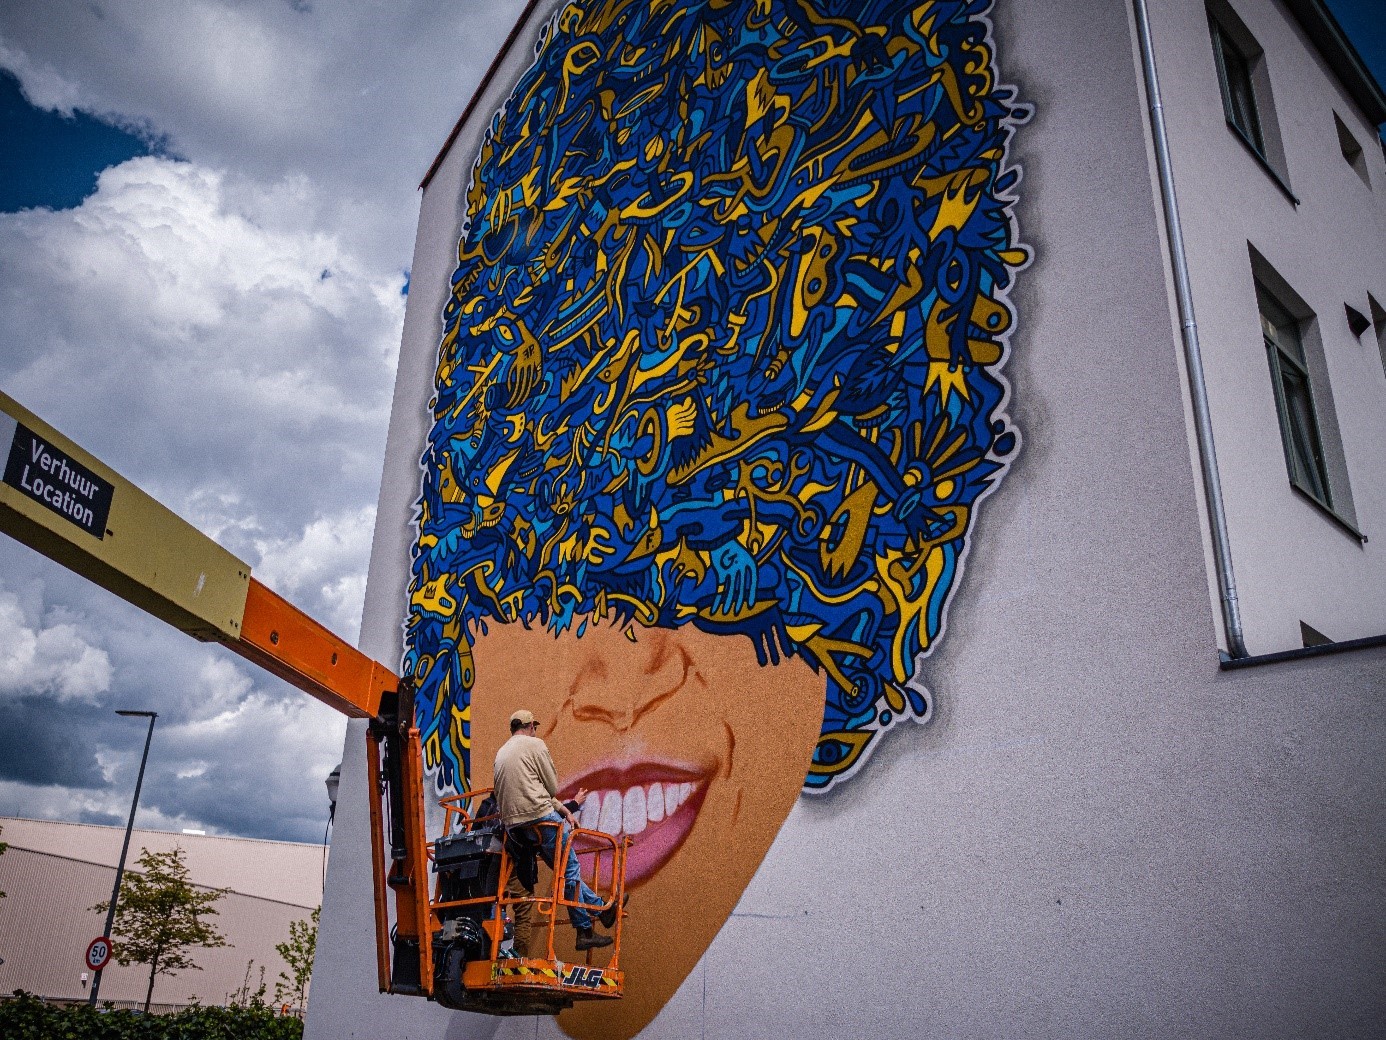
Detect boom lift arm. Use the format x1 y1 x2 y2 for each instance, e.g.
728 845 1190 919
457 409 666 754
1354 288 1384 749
0 389 626 1014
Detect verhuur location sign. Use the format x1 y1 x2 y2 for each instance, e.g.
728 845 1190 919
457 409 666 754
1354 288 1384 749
2 417 114 539
0 391 251 641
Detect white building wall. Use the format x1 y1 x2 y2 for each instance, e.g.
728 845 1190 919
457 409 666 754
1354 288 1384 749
1147 0 1386 654
308 1 1386 1037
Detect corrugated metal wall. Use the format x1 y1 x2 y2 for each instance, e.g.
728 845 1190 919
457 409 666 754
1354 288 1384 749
0 836 319 1009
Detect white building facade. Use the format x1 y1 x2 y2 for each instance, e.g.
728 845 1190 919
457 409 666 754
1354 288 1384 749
1147 0 1386 655
309 1 1386 1037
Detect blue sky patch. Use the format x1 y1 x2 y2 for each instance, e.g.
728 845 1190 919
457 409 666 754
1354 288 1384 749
0 69 155 213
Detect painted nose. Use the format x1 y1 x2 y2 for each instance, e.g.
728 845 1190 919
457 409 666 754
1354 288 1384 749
566 628 693 732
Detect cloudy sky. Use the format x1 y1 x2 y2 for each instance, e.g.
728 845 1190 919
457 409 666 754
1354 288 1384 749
0 0 529 843
0 0 1381 845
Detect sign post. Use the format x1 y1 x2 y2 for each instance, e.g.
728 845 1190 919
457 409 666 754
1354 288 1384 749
88 709 157 1006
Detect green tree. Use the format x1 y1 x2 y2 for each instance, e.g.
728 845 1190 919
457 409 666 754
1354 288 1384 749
91 846 230 1012
274 906 319 1012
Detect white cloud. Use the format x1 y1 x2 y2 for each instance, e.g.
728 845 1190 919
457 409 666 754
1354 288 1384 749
0 38 83 114
0 0 534 840
0 0 532 267
185 654 256 721
0 568 349 840
0 778 217 835
0 156 402 547
0 591 112 701
153 681 347 836
253 505 376 640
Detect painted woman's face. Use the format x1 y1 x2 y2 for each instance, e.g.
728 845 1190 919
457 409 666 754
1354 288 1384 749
469 618 822 1040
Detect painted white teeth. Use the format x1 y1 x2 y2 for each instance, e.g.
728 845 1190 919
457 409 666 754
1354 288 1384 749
623 785 647 834
576 780 696 836
579 795 600 830
671 782 687 810
597 789 623 834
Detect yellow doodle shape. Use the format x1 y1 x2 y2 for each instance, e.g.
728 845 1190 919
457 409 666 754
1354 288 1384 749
412 578 458 619
820 481 879 580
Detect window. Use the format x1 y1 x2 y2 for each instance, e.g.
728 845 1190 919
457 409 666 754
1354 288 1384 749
1249 246 1361 538
1259 285 1331 507
1207 2 1294 199
1212 19 1264 153
1334 113 1370 187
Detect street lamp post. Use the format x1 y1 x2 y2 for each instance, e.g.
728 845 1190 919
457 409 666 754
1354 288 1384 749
325 764 340 822
88 709 158 1007
321 764 341 894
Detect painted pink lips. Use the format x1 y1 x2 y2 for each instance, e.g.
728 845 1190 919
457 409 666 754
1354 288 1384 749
560 762 710 888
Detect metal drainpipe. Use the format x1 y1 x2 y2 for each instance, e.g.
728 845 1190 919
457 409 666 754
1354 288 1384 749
1132 0 1248 659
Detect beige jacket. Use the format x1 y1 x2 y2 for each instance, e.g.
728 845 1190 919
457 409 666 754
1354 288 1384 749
493 733 565 826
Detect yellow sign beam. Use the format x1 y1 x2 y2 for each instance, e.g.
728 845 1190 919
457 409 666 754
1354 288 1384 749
1 390 251 641
1 390 394 718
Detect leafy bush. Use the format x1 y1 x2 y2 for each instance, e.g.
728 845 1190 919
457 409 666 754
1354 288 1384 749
0 992 303 1039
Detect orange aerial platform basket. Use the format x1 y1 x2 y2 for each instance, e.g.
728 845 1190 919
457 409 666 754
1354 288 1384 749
427 790 629 1015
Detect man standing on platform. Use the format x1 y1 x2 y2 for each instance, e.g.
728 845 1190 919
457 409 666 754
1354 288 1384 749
494 709 616 952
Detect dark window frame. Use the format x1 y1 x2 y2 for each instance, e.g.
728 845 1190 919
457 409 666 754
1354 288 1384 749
1260 288 1332 510
1207 4 1298 204
1248 247 1365 543
1212 19 1264 154
1258 291 1330 515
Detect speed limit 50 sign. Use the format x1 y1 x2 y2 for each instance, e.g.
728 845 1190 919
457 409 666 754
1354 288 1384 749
85 936 112 972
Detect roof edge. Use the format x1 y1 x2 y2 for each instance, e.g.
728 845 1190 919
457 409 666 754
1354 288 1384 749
0 815 323 849
418 0 1384 193
1284 0 1386 126
420 0 548 192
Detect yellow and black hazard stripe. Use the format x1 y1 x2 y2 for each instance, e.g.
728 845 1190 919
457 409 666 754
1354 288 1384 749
493 963 560 980
488 960 621 994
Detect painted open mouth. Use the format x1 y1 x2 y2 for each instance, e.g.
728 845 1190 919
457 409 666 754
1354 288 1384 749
560 761 711 888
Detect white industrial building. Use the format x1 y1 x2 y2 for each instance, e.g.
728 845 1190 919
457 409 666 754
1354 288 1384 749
309 0 1386 1037
0 817 322 1011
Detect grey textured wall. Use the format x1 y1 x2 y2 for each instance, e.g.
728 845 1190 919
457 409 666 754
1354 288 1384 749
307 0 1386 1036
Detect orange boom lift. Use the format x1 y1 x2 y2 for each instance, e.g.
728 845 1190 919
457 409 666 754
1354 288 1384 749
0 389 628 1016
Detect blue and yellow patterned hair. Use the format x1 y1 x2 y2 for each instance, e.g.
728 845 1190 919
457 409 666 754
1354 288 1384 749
404 0 1027 794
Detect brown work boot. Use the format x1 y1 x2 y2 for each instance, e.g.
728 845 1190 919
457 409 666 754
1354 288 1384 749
574 927 613 950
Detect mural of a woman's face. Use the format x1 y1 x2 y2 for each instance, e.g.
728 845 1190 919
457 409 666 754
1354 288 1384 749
405 0 1026 1035
469 619 820 1038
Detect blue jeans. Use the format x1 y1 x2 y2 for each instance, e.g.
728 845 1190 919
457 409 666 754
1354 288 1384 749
531 811 603 931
